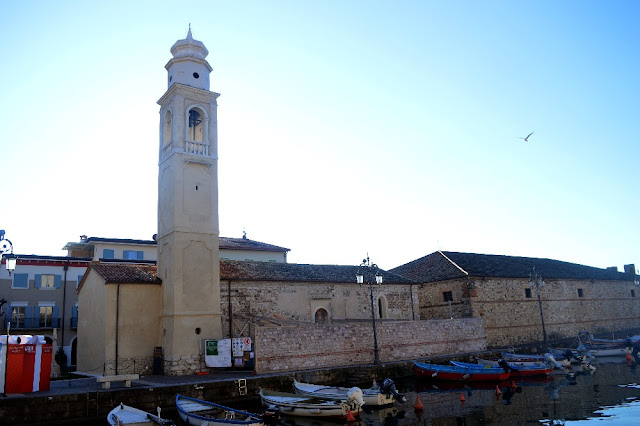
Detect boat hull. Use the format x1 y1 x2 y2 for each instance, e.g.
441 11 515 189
176 394 264 426
293 380 394 406
108 403 174 426
450 361 552 377
260 389 360 419
413 361 510 381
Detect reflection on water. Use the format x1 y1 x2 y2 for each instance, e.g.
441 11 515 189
76 358 640 425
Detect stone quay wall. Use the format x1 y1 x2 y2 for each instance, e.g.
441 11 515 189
254 318 486 374
419 277 640 347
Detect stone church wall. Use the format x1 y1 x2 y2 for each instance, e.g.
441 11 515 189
419 277 640 347
220 280 420 339
253 318 485 374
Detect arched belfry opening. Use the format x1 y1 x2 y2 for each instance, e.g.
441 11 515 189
188 109 204 142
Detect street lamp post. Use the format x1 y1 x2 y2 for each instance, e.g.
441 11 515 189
356 255 383 365
0 229 17 275
529 266 548 346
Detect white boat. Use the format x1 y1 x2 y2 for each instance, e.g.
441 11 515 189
260 388 362 419
175 394 265 426
107 403 175 426
293 378 403 406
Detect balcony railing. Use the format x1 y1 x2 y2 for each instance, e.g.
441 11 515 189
4 318 61 329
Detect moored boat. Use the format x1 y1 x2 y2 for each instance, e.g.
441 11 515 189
450 360 553 377
175 394 266 426
293 378 404 406
260 388 362 419
413 361 510 381
108 403 175 426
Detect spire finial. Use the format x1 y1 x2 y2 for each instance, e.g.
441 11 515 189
187 23 193 39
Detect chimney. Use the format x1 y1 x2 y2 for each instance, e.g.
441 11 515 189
606 266 618 272
624 264 636 276
80 235 87 241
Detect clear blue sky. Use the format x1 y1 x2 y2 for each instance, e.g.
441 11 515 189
1 1 638 272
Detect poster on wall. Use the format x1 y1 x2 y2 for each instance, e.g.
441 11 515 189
232 337 252 357
204 339 231 367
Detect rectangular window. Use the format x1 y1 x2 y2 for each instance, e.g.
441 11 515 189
578 288 584 298
12 273 29 289
443 291 453 302
123 250 144 260
39 306 53 328
11 306 26 328
40 274 55 289
103 249 115 259
525 288 532 298
631 289 636 298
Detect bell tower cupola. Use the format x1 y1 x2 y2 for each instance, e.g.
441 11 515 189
165 26 212 91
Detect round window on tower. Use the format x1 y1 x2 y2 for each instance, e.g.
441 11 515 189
193 72 200 79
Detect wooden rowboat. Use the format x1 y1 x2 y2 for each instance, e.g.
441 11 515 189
175 394 265 426
293 379 402 406
413 361 510 381
260 388 361 419
107 403 175 426
450 360 553 377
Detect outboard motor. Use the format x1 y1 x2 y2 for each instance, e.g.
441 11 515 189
262 405 281 425
381 378 406 402
346 387 365 409
544 353 564 369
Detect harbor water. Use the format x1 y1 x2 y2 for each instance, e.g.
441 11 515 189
82 357 640 425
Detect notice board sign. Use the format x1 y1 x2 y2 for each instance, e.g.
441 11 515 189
204 339 231 367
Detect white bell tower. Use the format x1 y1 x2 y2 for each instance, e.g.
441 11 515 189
157 28 222 375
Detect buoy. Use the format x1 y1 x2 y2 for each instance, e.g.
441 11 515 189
511 381 517 388
626 353 633 362
460 393 466 402
495 386 502 395
346 409 356 422
414 395 424 410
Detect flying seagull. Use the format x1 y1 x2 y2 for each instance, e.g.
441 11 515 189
518 132 534 142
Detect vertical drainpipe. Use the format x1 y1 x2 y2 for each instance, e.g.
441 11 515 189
410 283 415 320
228 280 233 369
61 261 69 349
115 284 120 375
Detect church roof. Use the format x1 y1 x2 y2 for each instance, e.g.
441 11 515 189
90 263 161 284
390 251 633 283
220 260 415 284
219 237 289 253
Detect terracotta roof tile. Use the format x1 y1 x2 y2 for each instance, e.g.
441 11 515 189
91 263 162 284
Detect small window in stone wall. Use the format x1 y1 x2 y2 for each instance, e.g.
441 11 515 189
525 288 532 298
577 288 584 298
632 289 636 298
315 308 328 324
443 291 453 302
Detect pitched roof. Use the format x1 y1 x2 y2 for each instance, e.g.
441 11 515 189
81 260 414 287
220 260 415 284
63 236 289 252
390 251 633 282
219 237 289 253
90 263 162 284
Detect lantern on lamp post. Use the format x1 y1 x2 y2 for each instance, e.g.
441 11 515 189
356 255 383 365
0 229 16 275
